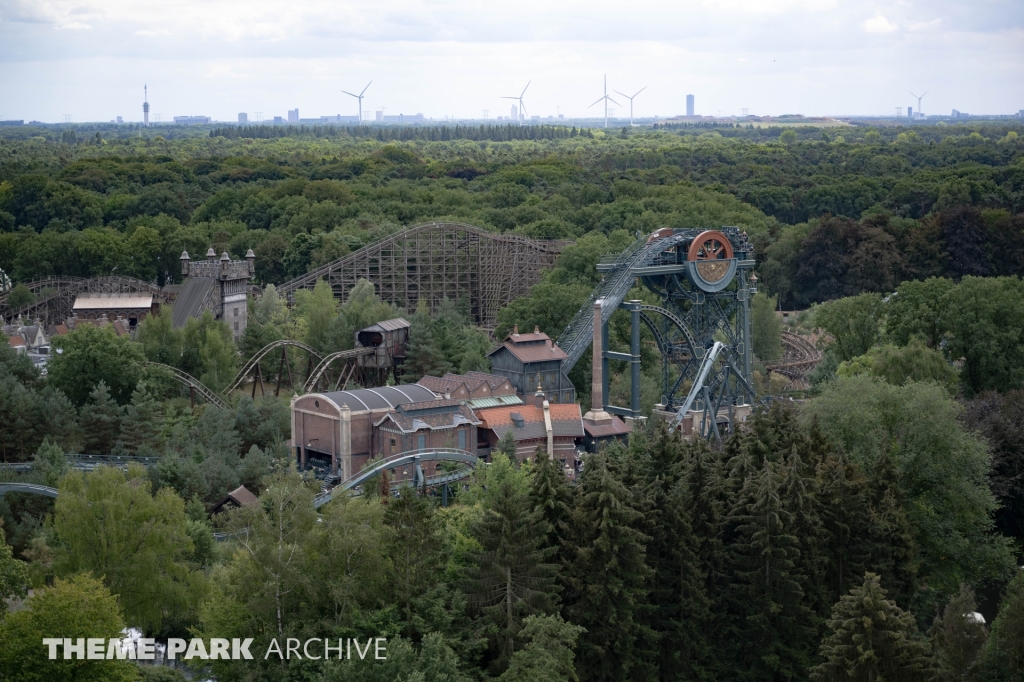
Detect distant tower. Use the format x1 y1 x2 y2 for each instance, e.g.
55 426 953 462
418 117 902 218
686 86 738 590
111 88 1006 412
143 84 150 126
511 105 518 121
686 94 695 117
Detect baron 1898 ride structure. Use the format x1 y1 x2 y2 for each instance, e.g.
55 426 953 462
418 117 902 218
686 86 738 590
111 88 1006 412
558 227 758 438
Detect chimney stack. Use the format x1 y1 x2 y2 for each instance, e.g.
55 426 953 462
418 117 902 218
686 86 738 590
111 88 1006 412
535 380 545 408
583 299 612 424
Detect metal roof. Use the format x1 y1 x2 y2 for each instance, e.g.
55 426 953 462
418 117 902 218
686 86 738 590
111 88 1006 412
467 395 523 409
363 317 411 332
72 293 154 310
172 277 216 328
321 384 436 412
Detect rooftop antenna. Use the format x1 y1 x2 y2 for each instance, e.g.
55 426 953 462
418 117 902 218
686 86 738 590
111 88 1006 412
588 74 620 128
342 81 372 124
909 90 928 117
501 82 530 126
614 86 646 126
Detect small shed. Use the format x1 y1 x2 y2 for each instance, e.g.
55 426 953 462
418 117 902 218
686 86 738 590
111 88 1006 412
355 317 410 370
208 485 259 515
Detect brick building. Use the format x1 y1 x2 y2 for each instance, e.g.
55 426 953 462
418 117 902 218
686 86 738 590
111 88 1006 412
417 371 517 402
475 387 584 465
291 384 436 479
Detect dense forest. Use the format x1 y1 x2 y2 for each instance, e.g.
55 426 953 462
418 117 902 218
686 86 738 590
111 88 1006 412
1 123 1024 681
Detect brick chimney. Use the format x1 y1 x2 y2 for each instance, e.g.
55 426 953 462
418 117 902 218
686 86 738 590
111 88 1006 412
583 299 612 424
542 396 554 459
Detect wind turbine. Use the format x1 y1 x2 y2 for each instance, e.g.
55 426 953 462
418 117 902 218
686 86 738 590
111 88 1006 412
501 82 530 126
910 90 928 117
588 74 620 128
342 81 372 124
614 86 647 126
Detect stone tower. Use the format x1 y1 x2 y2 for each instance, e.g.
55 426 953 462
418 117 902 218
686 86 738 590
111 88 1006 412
175 248 256 341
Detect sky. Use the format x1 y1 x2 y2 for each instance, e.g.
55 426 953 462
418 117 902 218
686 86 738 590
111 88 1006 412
0 0 1022 123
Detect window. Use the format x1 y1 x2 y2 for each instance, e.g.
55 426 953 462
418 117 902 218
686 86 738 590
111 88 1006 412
417 434 426 451
390 437 396 453
233 321 239 331
458 429 466 450
234 307 239 317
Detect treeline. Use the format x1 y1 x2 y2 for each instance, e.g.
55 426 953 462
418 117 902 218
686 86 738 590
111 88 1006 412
208 123 591 142
762 207 1024 308
2 399 1022 681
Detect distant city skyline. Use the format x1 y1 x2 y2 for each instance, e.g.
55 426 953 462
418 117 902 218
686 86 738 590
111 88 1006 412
1 0 1021 123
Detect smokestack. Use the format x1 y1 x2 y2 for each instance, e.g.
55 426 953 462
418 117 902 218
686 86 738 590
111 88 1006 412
583 299 612 424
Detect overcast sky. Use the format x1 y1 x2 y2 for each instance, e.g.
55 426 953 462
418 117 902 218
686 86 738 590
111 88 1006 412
1 0 1022 123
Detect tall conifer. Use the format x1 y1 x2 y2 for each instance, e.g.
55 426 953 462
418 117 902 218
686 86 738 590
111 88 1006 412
811 573 934 682
563 453 655 682
78 381 123 455
727 458 813 681
465 474 560 672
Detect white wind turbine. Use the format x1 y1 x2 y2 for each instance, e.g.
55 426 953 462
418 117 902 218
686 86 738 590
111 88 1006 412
588 74 620 128
502 82 530 126
342 81 372 124
614 86 647 126
910 90 928 117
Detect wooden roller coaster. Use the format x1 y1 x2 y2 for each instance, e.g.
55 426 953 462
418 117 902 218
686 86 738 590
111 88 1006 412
763 330 824 386
1 276 171 324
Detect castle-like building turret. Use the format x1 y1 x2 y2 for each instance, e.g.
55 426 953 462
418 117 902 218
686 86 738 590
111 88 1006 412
174 247 255 340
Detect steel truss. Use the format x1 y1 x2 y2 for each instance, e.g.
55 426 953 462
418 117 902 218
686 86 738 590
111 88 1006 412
560 227 758 436
276 222 565 328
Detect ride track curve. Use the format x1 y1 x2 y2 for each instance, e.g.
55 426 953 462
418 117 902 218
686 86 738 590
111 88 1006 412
146 362 229 409
311 448 480 509
223 339 323 395
764 330 824 380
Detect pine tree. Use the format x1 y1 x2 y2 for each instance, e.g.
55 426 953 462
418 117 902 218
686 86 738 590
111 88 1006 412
383 490 442 639
404 305 450 380
78 381 123 455
811 573 934 682
928 584 988 682
465 474 560 672
816 453 873 607
33 438 68 488
780 450 829 620
866 454 917 609
528 448 572 559
121 381 162 455
636 426 712 681
562 453 654 682
684 439 730 674
727 457 813 681
976 571 1024 680
498 614 586 682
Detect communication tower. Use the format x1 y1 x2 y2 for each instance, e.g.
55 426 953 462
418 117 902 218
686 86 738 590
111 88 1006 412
143 84 150 126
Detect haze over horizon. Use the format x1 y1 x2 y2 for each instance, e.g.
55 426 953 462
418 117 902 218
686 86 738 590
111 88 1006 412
1 0 1022 124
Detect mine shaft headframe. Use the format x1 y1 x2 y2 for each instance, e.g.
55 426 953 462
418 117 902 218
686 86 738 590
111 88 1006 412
686 229 740 293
